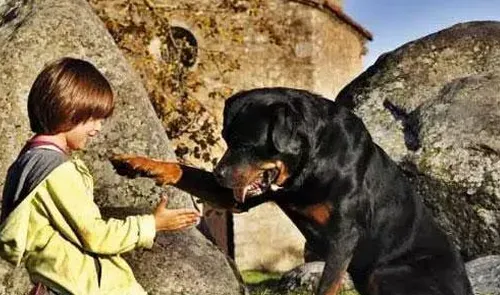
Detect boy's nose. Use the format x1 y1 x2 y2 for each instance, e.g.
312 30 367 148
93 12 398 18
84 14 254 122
94 120 102 131
88 120 103 137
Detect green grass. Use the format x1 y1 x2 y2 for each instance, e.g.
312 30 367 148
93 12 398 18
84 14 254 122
241 270 360 295
241 270 283 284
248 286 359 295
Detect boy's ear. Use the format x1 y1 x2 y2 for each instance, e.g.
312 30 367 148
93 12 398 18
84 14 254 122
270 104 301 154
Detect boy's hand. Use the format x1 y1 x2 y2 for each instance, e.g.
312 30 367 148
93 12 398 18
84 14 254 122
154 194 201 232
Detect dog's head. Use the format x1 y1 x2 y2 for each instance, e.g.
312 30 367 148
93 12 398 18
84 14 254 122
214 88 319 203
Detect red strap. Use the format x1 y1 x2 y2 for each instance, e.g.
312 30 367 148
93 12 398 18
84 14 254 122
28 282 47 295
21 137 67 155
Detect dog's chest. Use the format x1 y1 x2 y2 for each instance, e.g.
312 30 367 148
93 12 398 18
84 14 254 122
284 202 334 226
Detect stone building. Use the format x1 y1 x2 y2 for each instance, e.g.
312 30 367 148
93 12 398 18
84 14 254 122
89 0 371 271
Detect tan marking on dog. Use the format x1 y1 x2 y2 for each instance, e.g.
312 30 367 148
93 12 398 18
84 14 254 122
155 162 183 185
325 280 343 295
235 160 291 188
259 160 289 185
259 162 278 170
303 202 333 226
324 270 348 295
323 260 350 295
232 164 262 187
112 155 182 185
275 160 289 185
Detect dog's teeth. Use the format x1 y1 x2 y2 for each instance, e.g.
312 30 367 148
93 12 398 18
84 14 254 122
242 186 248 202
270 184 283 191
233 187 248 203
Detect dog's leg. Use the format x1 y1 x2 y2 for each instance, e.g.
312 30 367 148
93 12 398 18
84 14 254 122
110 155 183 184
317 255 352 295
174 164 241 209
316 222 359 295
110 154 264 211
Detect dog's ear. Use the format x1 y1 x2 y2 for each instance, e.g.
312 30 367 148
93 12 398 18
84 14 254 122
270 104 302 154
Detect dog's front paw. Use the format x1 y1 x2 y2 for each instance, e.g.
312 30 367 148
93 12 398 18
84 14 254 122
152 163 183 185
109 154 182 185
109 154 145 178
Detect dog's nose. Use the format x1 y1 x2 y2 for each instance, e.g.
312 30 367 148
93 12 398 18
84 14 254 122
213 166 228 184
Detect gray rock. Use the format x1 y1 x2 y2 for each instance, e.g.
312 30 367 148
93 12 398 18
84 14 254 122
336 21 500 259
466 255 500 295
408 74 500 256
278 262 354 293
0 0 242 294
0 260 30 295
279 261 324 292
337 21 500 161
277 257 500 295
125 230 247 295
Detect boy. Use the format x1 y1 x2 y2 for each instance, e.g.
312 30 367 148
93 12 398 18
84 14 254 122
0 57 200 295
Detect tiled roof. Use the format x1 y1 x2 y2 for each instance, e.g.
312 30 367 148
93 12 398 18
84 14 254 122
290 0 373 41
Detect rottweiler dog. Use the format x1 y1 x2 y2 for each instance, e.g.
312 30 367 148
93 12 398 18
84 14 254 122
111 87 473 295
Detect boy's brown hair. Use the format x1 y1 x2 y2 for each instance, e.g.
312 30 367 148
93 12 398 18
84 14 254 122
28 57 114 135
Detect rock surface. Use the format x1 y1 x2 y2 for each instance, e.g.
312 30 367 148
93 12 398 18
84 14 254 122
466 255 500 295
0 0 243 294
406 74 500 257
278 262 354 293
337 21 500 161
0 260 30 295
336 21 500 260
276 259 500 295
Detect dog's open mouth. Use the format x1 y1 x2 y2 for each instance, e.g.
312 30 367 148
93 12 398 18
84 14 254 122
232 168 282 203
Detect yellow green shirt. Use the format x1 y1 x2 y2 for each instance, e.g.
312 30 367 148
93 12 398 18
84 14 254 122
0 157 156 295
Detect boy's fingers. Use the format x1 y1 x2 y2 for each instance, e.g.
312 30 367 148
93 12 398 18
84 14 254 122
171 217 199 230
180 220 198 228
184 215 200 224
173 208 201 216
155 194 168 210
178 219 196 226
161 194 168 204
179 215 200 223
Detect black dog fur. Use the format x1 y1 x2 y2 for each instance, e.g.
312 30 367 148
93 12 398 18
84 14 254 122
112 87 473 295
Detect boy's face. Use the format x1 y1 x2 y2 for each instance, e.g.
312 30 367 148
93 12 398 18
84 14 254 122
65 119 103 151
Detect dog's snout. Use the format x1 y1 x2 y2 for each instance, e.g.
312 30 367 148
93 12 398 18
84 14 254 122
214 151 234 185
213 166 228 184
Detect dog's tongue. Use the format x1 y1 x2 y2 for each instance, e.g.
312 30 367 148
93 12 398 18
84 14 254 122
233 187 248 203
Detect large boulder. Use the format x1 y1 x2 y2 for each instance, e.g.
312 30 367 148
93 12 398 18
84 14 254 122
0 0 243 294
336 21 500 260
337 21 500 160
466 255 500 295
407 74 500 257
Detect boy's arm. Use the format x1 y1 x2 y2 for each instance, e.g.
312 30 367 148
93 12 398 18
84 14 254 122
45 164 156 255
